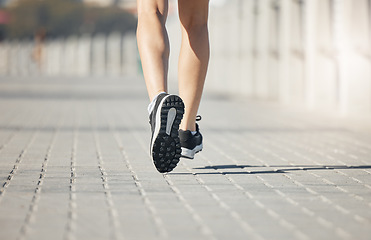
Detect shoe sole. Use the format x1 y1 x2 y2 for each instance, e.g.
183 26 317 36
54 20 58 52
181 143 203 159
151 95 184 173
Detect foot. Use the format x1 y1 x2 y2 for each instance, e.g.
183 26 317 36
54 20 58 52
179 123 203 159
149 93 184 173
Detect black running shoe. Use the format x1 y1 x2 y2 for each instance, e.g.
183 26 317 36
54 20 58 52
149 93 184 173
179 118 203 159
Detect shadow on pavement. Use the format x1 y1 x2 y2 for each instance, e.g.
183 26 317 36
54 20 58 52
170 164 371 175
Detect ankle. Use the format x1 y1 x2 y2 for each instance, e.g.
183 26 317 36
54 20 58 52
180 123 196 132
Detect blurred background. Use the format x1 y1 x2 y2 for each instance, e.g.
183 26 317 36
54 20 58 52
0 0 370 118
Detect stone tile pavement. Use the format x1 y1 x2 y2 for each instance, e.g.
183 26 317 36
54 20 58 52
0 76 370 240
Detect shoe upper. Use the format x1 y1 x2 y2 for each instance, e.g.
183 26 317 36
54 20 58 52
149 93 168 136
179 123 203 150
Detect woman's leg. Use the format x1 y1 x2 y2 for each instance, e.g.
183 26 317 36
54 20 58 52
137 0 185 173
136 0 169 101
178 0 210 131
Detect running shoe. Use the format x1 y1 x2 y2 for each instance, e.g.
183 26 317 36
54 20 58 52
179 117 203 159
149 93 184 173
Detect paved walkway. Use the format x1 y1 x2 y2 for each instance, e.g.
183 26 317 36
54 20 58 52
0 76 370 240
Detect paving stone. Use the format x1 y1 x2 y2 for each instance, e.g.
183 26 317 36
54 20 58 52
0 77 370 240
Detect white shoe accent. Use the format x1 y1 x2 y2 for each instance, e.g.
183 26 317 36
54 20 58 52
150 95 169 156
181 143 203 159
166 108 176 135
147 92 166 114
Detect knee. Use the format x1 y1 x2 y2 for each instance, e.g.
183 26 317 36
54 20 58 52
137 1 167 25
181 20 208 35
138 9 166 25
179 9 208 33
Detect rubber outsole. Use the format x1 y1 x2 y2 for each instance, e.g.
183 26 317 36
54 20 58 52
181 144 203 159
151 95 184 173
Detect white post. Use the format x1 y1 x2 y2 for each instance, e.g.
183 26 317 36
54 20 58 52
77 35 92 77
51 39 64 76
335 0 348 115
106 32 122 77
167 0 181 85
278 0 290 104
266 1 280 100
9 41 19 76
63 36 79 76
207 3 225 92
43 40 51 75
304 0 317 109
91 34 107 76
238 0 254 97
215 2 231 93
228 0 241 95
255 0 269 99
337 0 371 116
122 33 138 77
23 41 33 76
0 41 9 76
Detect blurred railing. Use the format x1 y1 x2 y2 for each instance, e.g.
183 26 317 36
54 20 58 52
207 0 371 117
0 32 138 77
1 0 370 118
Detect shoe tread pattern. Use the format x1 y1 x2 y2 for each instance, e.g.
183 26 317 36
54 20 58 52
152 95 184 173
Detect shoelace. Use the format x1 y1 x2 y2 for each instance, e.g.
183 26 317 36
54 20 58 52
195 115 202 132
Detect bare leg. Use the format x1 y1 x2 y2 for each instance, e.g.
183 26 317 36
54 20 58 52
178 0 210 131
137 0 169 101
